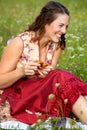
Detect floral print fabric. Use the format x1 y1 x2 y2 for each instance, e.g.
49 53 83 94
18 31 56 65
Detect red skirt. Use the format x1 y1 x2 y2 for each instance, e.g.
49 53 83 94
1 69 87 124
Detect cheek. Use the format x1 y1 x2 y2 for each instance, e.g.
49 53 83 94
52 25 60 32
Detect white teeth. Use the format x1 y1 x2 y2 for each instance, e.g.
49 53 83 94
56 34 61 38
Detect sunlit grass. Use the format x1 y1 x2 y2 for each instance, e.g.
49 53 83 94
0 0 87 82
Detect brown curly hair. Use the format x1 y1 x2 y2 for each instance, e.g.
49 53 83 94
26 1 70 49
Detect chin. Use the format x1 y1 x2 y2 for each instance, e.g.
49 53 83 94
52 39 59 43
51 36 60 43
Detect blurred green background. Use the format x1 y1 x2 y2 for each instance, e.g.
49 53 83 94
0 0 87 81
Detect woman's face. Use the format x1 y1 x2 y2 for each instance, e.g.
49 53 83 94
44 13 69 43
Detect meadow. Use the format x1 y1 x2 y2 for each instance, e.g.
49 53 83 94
0 0 87 82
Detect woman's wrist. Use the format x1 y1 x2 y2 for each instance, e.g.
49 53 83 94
16 67 25 78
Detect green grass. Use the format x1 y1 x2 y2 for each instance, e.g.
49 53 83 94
0 0 87 82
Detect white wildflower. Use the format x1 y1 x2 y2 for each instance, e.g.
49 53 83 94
35 112 42 116
67 47 74 51
64 99 68 104
77 47 84 51
48 94 55 100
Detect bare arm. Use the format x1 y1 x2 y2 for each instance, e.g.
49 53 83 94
0 37 24 89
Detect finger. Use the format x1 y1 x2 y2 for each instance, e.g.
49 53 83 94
44 66 53 72
43 68 52 72
38 70 46 77
25 64 38 71
41 70 48 75
24 69 35 76
28 62 40 67
45 65 53 69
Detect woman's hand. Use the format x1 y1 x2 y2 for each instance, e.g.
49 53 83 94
17 61 53 78
17 61 40 77
37 65 54 78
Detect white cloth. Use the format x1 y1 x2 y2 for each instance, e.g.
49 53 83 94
0 120 30 130
0 118 87 130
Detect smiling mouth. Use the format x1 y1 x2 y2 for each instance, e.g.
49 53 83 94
56 33 61 39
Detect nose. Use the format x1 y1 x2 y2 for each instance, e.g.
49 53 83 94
61 26 66 34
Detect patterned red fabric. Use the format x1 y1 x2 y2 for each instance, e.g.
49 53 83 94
1 69 87 124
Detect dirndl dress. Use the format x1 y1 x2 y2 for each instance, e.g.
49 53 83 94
0 31 87 125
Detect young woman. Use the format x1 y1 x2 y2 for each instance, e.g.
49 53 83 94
0 0 87 126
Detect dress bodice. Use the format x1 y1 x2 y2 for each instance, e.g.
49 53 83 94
18 31 56 65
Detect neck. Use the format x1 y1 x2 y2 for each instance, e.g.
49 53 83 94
38 34 51 48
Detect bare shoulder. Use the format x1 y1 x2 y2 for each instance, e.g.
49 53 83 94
5 36 24 57
7 36 24 49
